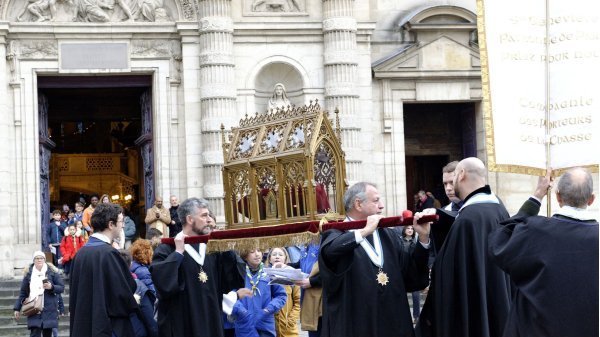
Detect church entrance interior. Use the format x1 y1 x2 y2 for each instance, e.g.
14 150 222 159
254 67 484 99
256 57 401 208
39 75 153 234
403 102 477 211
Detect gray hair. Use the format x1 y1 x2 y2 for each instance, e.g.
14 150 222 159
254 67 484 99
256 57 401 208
557 167 593 208
344 182 376 213
177 197 211 225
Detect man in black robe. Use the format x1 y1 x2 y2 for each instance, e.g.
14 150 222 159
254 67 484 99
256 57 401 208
489 167 598 337
416 157 512 337
319 182 432 337
150 197 244 337
70 203 138 337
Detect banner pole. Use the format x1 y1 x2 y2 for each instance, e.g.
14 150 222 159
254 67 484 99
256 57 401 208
545 0 552 216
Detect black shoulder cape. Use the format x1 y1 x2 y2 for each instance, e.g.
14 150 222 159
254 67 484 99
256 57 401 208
417 187 512 337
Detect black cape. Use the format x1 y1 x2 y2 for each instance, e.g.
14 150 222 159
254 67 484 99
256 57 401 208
320 227 430 337
417 186 512 337
150 243 244 337
489 198 599 337
430 205 459 254
69 236 138 337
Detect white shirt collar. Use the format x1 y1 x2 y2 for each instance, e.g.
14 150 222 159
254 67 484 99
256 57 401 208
554 206 597 221
91 233 112 244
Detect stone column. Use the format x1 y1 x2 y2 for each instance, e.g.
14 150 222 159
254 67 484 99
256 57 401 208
0 24 16 277
178 23 202 199
198 0 236 221
322 0 361 183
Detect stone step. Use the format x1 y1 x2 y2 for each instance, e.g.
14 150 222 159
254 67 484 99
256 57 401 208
0 279 24 288
0 277 72 337
0 320 69 337
0 295 70 308
0 288 70 298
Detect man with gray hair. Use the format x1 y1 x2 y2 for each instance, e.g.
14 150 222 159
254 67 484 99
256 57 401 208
319 182 432 337
150 197 244 337
417 157 512 337
489 167 598 337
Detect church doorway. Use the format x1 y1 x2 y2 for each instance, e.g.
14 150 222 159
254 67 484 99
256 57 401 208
38 75 155 237
403 102 477 211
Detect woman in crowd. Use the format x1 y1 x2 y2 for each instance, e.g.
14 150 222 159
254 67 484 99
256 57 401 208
99 194 111 204
118 249 158 337
13 251 64 337
267 247 300 337
130 239 156 296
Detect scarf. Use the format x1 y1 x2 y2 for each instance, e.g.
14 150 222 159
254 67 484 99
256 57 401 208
28 263 48 300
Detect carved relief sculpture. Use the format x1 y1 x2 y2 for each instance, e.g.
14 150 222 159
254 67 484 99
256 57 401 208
252 0 300 12
13 0 172 22
19 40 58 58
129 0 169 21
17 0 60 22
6 41 17 81
76 0 133 22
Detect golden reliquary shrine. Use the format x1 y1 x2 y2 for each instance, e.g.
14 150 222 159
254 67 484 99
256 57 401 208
221 100 347 228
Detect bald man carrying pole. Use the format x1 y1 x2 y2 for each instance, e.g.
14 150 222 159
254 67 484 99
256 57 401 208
416 157 512 337
489 167 598 337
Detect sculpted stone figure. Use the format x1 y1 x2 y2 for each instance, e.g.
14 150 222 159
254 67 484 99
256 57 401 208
76 0 134 22
268 83 291 111
130 0 170 21
17 0 59 22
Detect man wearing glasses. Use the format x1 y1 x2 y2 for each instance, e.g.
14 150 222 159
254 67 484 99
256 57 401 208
69 203 139 337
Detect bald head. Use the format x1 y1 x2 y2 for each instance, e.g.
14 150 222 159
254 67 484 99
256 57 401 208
459 157 487 179
557 167 594 208
453 157 488 199
155 196 164 208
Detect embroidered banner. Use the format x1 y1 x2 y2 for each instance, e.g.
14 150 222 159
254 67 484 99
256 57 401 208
477 0 599 175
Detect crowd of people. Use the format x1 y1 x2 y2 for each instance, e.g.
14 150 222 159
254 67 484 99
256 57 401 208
12 158 598 337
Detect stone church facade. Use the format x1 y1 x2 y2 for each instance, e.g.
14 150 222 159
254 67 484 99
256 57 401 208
0 0 596 276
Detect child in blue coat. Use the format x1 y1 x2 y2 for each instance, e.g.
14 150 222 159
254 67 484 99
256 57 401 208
226 248 287 337
46 210 67 267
